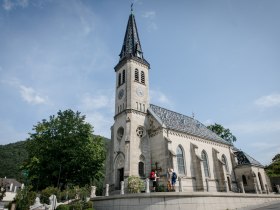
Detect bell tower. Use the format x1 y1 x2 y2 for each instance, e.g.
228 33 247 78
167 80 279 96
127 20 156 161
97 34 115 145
105 9 151 191
114 10 150 116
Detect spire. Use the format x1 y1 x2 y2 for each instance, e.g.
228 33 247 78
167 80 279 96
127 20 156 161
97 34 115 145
119 11 144 61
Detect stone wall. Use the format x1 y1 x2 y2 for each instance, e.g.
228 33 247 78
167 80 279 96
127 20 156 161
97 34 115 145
92 192 280 210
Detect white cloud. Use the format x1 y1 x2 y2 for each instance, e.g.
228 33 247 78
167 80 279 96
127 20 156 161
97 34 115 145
0 121 28 144
203 119 214 126
17 0 29 8
229 120 280 134
19 85 47 105
142 11 156 19
78 91 115 138
81 93 113 110
255 94 280 108
85 111 112 138
2 0 13 11
2 0 29 11
1 78 48 105
147 22 158 31
142 11 158 32
150 90 172 107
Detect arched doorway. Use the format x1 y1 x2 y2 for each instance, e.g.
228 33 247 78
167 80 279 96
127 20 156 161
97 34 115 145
114 153 125 190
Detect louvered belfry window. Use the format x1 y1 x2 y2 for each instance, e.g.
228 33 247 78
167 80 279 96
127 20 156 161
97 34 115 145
135 69 139 82
122 70 125 84
141 71 145 84
118 73 121 86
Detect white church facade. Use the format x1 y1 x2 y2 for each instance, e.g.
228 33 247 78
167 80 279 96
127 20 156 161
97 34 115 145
104 11 270 194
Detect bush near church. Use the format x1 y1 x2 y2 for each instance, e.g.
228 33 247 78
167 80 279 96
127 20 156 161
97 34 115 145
128 176 144 193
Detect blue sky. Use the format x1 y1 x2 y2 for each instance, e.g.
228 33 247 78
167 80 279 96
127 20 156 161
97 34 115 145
0 0 280 165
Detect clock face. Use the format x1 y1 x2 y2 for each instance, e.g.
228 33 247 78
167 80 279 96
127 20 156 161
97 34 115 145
118 89 124 100
136 87 144 97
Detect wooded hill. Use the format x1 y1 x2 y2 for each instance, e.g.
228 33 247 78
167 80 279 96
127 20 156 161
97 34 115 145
0 136 110 181
0 141 28 180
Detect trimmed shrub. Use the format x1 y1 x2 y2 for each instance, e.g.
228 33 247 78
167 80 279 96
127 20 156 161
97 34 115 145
127 176 144 193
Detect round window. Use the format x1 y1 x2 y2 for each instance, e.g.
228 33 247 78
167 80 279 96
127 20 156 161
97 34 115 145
136 126 145 138
117 127 124 141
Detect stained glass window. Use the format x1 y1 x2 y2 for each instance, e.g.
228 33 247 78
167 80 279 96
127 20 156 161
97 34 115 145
202 150 210 177
222 155 229 172
138 162 144 177
176 146 185 175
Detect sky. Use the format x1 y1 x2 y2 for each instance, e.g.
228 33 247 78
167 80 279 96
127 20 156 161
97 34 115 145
0 0 280 165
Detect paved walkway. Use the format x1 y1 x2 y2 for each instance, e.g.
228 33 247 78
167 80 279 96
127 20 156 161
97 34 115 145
252 202 280 210
240 201 280 210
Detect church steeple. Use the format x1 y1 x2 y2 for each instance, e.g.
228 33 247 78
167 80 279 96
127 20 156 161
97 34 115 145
118 11 149 67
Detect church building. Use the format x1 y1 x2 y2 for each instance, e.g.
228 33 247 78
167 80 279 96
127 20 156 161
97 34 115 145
104 10 270 194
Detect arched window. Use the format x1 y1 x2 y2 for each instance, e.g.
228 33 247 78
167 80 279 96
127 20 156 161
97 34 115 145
135 69 139 82
122 70 125 84
242 175 247 186
222 155 229 173
176 146 185 174
138 162 144 177
201 150 210 177
141 71 145 84
118 73 121 86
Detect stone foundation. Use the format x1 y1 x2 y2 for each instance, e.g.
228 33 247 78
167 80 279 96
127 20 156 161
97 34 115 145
92 192 280 210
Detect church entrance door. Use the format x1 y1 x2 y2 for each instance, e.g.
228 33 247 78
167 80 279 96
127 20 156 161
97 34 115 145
117 168 124 189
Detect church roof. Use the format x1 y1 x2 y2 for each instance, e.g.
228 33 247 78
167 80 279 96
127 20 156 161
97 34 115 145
234 150 263 167
118 12 149 67
148 104 232 145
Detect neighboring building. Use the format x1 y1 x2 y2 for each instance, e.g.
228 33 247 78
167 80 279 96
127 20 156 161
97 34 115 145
104 10 269 194
0 178 22 203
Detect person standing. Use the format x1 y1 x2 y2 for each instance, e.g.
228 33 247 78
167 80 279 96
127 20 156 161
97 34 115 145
167 168 173 191
171 169 177 191
150 170 158 192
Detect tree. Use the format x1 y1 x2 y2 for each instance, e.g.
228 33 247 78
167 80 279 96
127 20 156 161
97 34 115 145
207 123 237 143
22 110 105 190
13 186 36 210
265 153 280 177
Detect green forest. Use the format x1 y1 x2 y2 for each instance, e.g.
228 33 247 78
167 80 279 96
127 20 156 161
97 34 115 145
0 137 109 182
0 141 28 180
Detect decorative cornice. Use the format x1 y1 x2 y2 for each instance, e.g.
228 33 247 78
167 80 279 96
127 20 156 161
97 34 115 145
114 56 150 71
114 109 147 120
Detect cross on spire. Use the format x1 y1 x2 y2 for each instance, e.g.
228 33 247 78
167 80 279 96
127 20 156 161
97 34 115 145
131 3 133 14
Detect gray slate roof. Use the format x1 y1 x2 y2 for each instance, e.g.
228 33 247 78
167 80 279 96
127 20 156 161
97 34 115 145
149 104 232 145
234 151 263 167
